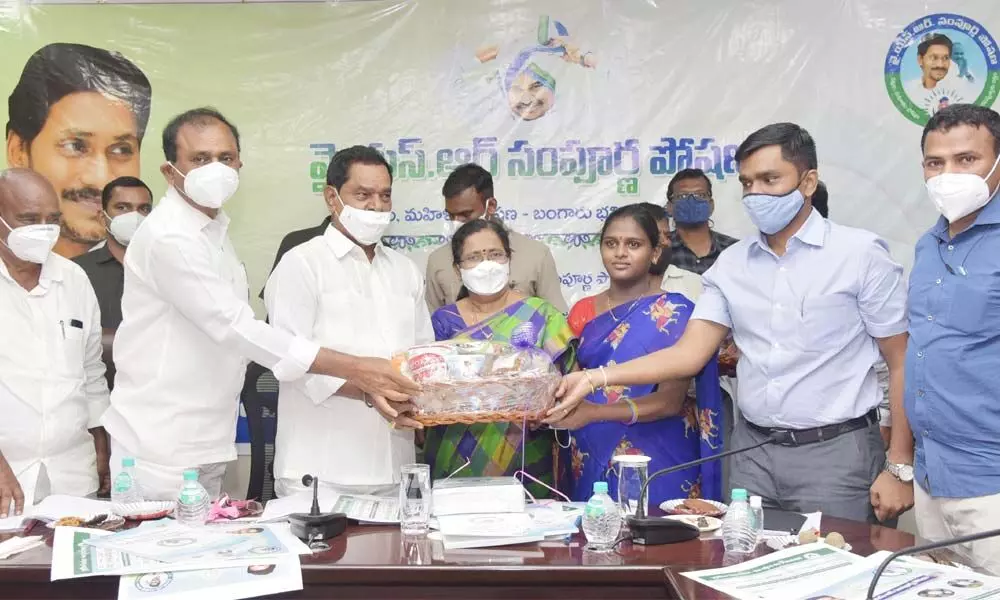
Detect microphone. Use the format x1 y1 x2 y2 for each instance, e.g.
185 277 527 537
866 528 1000 600
288 474 348 546
628 434 782 545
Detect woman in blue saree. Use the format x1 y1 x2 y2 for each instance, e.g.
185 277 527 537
552 204 723 504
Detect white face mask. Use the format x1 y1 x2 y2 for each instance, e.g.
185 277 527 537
170 162 240 209
460 260 510 295
0 215 59 264
106 211 145 246
926 153 1000 222
334 189 391 246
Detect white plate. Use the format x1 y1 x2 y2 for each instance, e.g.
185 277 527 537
659 499 728 517
663 514 723 532
113 500 176 520
765 536 852 552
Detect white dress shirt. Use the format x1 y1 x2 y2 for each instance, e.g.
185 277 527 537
692 210 907 429
265 225 433 490
0 255 109 497
102 188 320 468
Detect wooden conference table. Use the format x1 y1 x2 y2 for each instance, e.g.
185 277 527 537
0 515 915 599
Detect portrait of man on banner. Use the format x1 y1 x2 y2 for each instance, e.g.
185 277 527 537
5 42 151 258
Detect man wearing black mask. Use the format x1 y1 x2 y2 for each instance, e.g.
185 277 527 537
665 169 737 274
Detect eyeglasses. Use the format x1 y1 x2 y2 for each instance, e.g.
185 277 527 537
459 250 509 269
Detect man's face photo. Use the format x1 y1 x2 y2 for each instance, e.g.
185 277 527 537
4 43 151 258
919 41 952 88
6 91 140 248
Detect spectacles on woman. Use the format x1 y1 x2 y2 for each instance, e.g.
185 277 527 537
459 249 510 269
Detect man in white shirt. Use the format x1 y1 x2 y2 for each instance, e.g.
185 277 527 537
266 146 433 497
904 34 977 118
0 169 110 518
102 109 420 501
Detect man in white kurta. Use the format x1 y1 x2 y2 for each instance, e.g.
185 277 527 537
265 146 433 497
0 169 109 517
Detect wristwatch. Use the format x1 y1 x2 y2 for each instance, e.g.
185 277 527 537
884 461 914 483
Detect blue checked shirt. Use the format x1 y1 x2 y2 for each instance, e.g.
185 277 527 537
906 196 1000 499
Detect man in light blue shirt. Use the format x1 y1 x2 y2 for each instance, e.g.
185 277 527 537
550 123 914 523
906 104 1000 575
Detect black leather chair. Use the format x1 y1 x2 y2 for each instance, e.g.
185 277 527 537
240 362 279 502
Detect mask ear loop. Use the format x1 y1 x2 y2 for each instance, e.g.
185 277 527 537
514 414 571 504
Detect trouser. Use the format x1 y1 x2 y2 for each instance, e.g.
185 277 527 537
915 483 1000 575
110 439 229 502
730 416 888 524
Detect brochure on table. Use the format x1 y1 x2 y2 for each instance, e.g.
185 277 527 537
52 523 310 581
682 542 1000 600
116 556 303 600
260 489 399 524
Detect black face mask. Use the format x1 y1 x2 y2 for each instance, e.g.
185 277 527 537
651 246 673 276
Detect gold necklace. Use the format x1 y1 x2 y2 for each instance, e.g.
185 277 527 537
467 289 510 327
605 283 654 323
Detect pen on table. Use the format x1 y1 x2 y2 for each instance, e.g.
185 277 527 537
59 320 65 339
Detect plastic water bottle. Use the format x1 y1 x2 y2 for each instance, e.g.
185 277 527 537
176 469 209 527
111 457 142 504
582 481 622 551
749 495 764 544
721 488 757 553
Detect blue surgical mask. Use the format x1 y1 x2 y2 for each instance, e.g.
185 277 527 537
672 194 712 225
742 187 805 235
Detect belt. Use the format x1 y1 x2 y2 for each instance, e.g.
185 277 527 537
745 408 879 447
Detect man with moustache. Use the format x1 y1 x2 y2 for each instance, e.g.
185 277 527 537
5 43 151 258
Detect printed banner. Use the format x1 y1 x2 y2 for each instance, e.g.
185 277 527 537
2 0 998 306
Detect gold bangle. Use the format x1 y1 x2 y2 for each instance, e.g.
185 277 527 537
598 366 609 389
582 370 597 395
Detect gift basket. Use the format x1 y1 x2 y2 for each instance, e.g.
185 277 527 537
392 339 560 426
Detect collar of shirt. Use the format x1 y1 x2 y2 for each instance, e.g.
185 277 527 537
929 195 1000 242
749 207 826 258
0 254 64 294
162 186 231 244
323 222 386 261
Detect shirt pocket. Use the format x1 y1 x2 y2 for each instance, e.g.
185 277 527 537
57 324 86 379
947 281 997 335
799 294 859 352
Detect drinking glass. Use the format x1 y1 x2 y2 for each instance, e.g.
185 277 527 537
398 463 432 535
613 454 650 517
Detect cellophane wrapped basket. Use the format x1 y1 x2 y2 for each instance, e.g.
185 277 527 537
392 340 560 426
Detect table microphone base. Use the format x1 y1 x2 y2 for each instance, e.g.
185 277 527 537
627 515 700 546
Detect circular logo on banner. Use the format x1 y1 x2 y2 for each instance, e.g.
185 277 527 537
884 13 1000 125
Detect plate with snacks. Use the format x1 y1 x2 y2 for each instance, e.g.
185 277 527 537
659 498 728 518
765 529 852 552
48 513 125 531
663 514 723 533
113 501 176 521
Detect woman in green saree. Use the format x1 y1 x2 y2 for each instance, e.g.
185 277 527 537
425 219 575 497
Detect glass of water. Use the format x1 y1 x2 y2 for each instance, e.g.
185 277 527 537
398 463 431 535
613 454 650 517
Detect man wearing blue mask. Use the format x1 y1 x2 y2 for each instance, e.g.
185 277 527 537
906 104 1000 574
551 123 912 524
665 168 737 275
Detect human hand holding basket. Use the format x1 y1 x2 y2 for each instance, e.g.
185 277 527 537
391 340 560 426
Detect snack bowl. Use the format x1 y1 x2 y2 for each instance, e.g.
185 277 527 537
113 501 176 521
663 514 723 533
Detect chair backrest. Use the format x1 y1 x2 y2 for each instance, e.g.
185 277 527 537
240 362 279 503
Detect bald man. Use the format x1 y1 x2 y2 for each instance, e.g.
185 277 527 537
0 169 110 519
